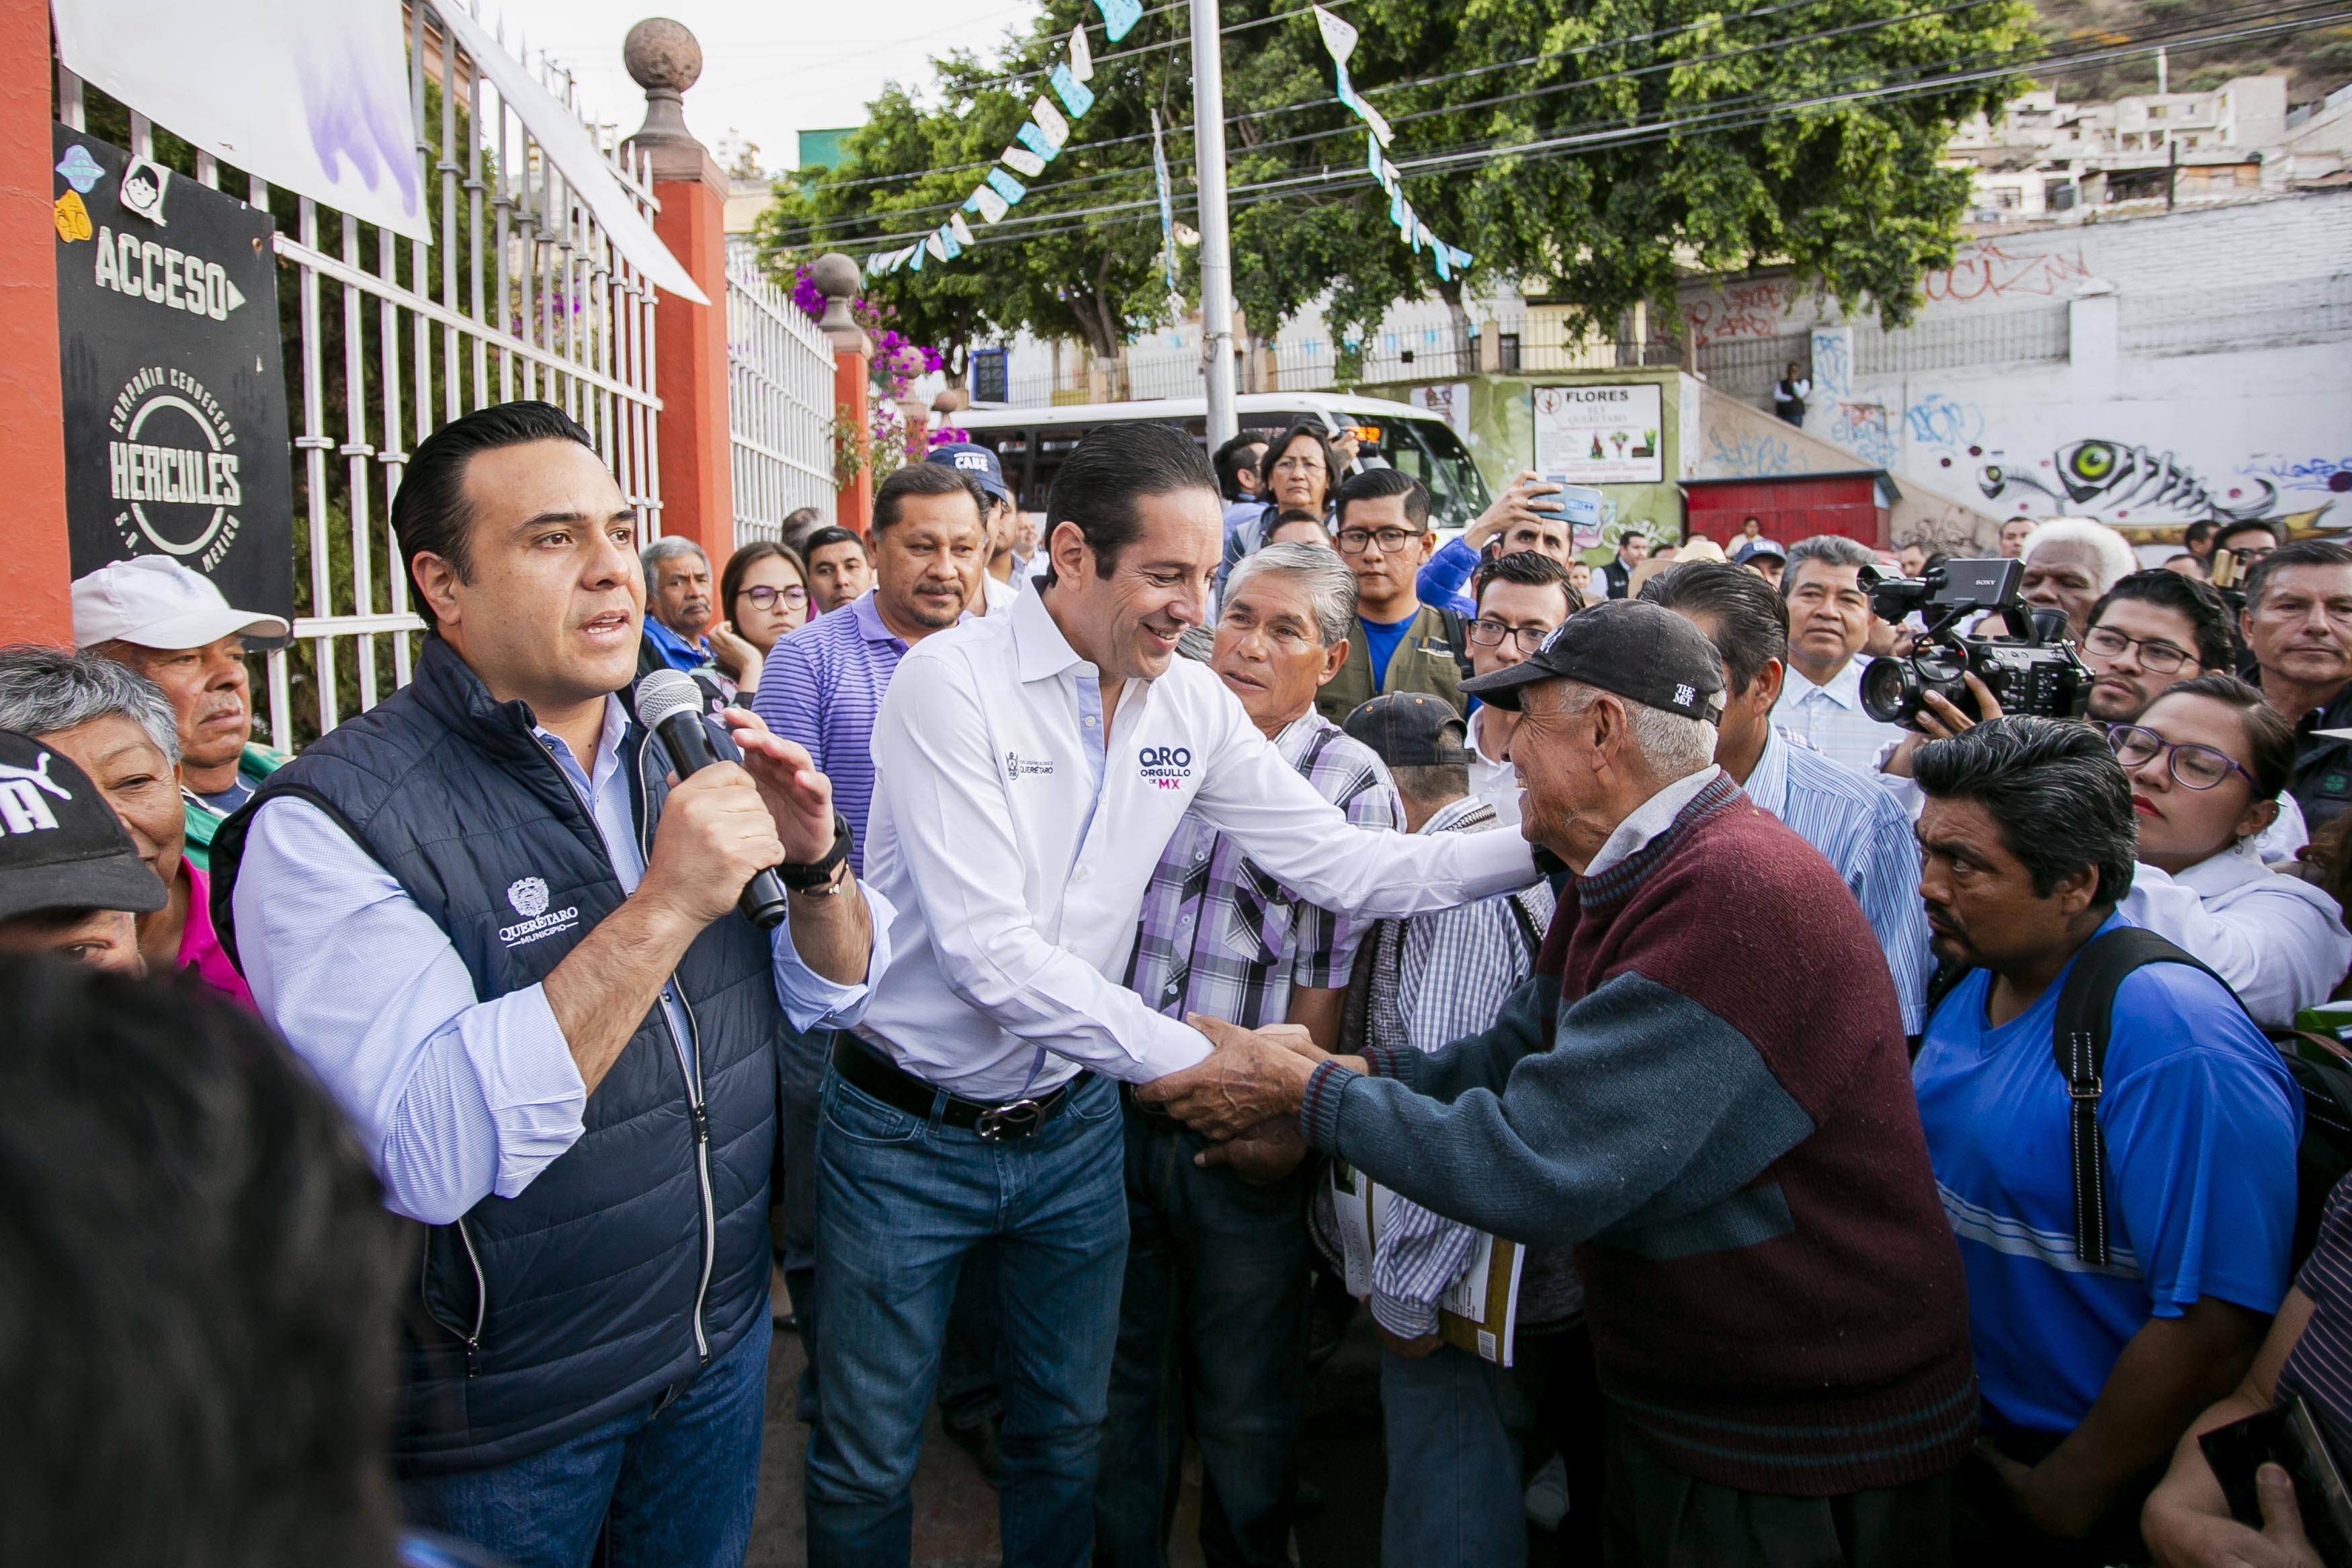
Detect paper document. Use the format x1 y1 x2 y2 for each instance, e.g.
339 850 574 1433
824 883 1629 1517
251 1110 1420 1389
1329 1160 1525 1366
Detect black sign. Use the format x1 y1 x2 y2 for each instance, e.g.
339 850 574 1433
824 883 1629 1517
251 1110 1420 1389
52 125 294 627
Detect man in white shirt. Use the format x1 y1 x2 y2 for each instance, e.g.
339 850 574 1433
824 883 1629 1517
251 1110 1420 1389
1770 534 1906 771
802 421 1538 1567
1463 550 1581 827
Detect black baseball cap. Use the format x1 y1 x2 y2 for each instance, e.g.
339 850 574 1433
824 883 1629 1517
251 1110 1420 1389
926 442 1013 506
1344 693 1470 768
1459 599 1726 721
0 730 167 923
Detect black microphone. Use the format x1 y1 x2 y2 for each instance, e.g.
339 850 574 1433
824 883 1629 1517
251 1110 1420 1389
634 669 790 929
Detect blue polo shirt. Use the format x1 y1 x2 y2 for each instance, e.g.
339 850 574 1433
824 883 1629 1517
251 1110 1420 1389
1914 913 2301 1436
641 615 712 674
1359 610 1418 693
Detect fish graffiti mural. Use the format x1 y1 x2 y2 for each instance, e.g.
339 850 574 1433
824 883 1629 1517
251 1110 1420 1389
1979 439 2278 522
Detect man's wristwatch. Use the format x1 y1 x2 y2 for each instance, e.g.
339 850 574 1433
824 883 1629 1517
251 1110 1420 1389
778 811 853 894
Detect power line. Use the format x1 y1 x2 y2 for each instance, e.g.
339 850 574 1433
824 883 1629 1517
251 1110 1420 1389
831 3 2344 258
762 0 2019 245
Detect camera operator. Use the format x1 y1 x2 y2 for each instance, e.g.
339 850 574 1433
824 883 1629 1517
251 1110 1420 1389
2111 676 2352 1029
2240 541 2352 834
2019 519 2137 640
1912 719 2301 1565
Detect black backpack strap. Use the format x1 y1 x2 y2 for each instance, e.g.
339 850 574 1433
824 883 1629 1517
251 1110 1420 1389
1505 891 1542 961
1432 605 1478 685
2051 926 2235 1268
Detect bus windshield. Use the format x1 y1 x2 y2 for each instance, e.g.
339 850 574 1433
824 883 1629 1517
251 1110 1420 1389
1350 415 1491 529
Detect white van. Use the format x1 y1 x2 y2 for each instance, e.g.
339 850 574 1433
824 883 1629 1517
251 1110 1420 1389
954 392 1493 530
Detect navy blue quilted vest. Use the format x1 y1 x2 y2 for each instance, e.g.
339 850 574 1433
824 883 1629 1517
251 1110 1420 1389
212 636 780 1473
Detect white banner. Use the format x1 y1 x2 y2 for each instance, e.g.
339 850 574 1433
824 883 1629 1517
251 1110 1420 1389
52 0 429 242
434 3 706 303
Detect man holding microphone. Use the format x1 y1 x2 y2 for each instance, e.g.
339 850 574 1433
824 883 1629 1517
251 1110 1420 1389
214 402 888 1568
806 421 1538 1567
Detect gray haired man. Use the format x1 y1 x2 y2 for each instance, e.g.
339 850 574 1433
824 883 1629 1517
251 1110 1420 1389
1097 543 1404 1568
1771 533 1905 771
639 537 716 677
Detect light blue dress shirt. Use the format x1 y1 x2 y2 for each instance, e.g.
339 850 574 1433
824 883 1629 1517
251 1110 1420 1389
234 695 888 1227
1744 726 1933 1033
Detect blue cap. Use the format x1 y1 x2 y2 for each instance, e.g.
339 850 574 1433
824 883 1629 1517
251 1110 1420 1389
1732 537 1786 564
925 442 1012 506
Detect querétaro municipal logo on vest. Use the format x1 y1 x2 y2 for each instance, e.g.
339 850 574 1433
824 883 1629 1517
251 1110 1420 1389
1138 745 1192 789
499 875 580 948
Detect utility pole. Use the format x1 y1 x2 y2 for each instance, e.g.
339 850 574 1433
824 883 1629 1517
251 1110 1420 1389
1190 0 1238 445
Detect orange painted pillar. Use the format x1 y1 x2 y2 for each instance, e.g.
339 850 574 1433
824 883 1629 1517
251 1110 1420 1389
622 21 733 562
812 253 872 537
3 3 73 647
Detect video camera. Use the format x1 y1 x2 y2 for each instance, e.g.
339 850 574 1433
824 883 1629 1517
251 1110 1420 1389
1857 558 2091 730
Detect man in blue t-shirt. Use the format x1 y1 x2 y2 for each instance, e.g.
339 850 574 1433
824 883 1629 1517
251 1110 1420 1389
1910 718 2302 1563
1314 469 1466 724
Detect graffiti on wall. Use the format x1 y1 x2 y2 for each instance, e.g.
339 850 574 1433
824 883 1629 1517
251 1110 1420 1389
1979 439 2279 521
1708 427 1798 477
1832 402 1898 468
2244 455 2352 497
1904 391 1986 452
1683 279 1799 350
1923 241 2091 306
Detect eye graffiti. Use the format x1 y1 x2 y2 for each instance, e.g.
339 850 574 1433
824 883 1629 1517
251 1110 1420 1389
1978 439 2278 522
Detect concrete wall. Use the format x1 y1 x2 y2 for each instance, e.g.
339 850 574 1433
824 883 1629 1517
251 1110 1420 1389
1678 191 2352 544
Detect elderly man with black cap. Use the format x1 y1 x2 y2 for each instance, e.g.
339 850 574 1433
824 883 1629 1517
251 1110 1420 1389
1146 601 1978 1568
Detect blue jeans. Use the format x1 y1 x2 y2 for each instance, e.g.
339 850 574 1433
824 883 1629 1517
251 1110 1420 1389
805 1065 1128 1567
397 1321 769 1568
1380 1342 1534 1568
1094 1105 1310 1568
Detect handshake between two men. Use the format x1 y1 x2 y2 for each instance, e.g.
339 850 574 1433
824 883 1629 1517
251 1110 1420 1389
1134 1014 1351 1181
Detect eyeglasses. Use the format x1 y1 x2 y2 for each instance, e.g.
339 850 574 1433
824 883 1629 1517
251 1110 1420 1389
741 584 808 611
1270 455 1326 476
1336 527 1422 555
2083 625 2196 674
1466 617 1554 652
2107 724 2257 792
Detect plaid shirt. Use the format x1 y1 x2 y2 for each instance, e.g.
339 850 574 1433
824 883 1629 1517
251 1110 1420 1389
1126 711 1402 1029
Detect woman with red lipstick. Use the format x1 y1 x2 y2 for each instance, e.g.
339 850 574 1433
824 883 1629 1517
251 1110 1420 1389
2115 672 2352 1028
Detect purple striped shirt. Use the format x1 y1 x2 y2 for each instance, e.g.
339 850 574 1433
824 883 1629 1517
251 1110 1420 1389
2281 1172 2352 1470
753 593 933 876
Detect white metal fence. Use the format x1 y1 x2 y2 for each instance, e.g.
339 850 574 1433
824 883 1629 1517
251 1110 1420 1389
726 255 836 543
58 1 665 750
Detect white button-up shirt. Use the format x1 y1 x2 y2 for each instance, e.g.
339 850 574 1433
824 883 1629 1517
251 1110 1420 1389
1467 706 1522 828
859 586 1539 1099
2122 838 2352 1030
1770 655 1907 774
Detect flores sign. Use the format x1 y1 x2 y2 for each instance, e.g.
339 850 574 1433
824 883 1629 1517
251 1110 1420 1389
53 126 293 624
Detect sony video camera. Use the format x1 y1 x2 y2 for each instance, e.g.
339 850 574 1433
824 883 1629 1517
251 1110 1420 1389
1857 557 2091 730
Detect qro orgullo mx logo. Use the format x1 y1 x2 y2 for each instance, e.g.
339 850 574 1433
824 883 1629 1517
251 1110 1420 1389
1138 744 1192 790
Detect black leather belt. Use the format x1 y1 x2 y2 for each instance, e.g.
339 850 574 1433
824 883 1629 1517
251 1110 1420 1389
1120 1082 1177 1124
832 1035 1076 1141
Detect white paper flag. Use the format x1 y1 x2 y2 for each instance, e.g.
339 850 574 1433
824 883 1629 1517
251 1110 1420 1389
1070 26 1095 81
950 211 976 247
1313 5 1358 64
968 185 1010 224
1032 95 1071 148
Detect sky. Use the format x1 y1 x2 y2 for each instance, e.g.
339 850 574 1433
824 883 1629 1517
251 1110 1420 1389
484 0 1043 175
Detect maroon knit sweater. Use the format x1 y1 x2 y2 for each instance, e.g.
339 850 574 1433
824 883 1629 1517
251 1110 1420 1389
1305 773 1976 1495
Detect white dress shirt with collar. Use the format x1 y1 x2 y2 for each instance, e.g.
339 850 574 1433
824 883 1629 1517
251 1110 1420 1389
982 570 1017 617
234 693 890 1226
1580 765 1722 879
1771 656 1906 774
858 585 1540 1100
2121 837 2352 1029
1466 706 1522 828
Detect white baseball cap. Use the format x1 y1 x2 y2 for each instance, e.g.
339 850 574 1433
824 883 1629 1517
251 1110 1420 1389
71 556 290 650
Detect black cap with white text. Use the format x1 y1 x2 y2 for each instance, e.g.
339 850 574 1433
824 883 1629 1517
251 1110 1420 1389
0 730 168 923
1458 599 1726 722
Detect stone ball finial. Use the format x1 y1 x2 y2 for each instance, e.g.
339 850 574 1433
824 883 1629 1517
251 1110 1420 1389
810 253 860 302
624 18 702 95
932 388 968 415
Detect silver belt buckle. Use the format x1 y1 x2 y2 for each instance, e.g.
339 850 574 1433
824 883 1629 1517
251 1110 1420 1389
975 1097 1045 1141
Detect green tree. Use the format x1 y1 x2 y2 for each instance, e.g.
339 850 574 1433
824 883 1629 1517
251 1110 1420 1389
1223 0 2040 354
753 2 1200 382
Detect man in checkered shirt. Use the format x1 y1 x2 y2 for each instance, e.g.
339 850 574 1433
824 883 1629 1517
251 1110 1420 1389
1096 543 1402 1568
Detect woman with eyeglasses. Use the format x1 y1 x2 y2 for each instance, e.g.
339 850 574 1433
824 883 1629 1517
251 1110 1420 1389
1218 422 1345 597
709 539 811 700
2113 672 2352 1029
